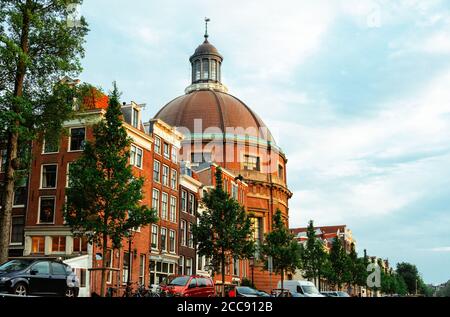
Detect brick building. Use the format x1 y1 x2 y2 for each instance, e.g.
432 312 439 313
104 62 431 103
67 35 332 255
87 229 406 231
177 161 202 276
153 32 292 292
144 119 183 286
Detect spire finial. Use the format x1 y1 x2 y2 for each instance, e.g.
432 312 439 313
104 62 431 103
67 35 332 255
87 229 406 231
204 17 210 41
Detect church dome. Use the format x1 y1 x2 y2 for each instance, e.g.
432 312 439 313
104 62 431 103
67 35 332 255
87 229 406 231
154 90 275 142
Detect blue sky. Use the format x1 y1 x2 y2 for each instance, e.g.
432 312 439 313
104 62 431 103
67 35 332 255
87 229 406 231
78 0 450 284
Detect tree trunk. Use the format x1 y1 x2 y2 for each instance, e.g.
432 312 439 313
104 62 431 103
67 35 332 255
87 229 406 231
100 233 108 297
221 251 225 297
0 0 31 264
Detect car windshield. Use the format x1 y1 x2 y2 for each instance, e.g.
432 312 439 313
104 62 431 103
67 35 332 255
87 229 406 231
302 285 320 295
0 260 31 272
237 287 257 295
168 276 190 286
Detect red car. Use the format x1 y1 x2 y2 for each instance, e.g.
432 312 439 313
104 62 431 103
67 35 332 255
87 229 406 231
165 275 216 297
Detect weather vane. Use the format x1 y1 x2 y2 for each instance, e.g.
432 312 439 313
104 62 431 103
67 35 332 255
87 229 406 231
204 17 210 39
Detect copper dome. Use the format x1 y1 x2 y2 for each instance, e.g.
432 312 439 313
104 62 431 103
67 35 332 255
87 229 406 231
192 39 221 57
154 90 274 142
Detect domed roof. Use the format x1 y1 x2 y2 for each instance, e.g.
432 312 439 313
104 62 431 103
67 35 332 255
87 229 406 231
194 39 219 55
154 90 275 143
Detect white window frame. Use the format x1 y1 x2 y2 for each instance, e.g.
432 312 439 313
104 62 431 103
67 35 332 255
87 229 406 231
37 196 56 224
163 143 170 159
169 229 176 254
68 126 86 152
9 215 24 245
151 224 159 250
40 164 58 189
153 160 160 183
107 250 113 284
160 227 167 252
170 169 177 190
130 144 143 169
42 138 59 154
66 162 72 188
152 189 160 214
139 254 146 285
171 147 178 163
170 196 177 223
162 164 169 187
12 186 27 208
161 193 168 220
154 136 161 154
188 193 195 215
180 220 187 247
181 190 187 213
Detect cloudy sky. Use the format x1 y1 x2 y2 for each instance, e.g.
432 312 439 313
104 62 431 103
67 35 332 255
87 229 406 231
78 0 450 284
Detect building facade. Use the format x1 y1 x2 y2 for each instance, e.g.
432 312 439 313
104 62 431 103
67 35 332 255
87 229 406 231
153 31 292 292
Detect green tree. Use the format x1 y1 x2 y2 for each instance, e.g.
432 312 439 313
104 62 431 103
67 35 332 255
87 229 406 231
193 167 255 297
436 281 450 297
261 210 301 291
396 262 420 295
345 243 367 295
299 220 328 291
64 84 157 297
0 0 88 263
328 237 349 290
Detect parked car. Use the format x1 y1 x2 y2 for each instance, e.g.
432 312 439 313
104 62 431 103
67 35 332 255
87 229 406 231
271 288 304 297
0 259 79 297
165 275 216 297
322 291 350 297
278 280 324 297
235 286 259 297
255 290 271 297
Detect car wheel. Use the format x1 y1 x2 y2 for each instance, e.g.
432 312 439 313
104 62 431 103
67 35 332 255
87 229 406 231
65 288 76 297
13 283 28 296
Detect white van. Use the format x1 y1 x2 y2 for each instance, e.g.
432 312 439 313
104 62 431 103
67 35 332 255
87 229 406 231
277 280 324 297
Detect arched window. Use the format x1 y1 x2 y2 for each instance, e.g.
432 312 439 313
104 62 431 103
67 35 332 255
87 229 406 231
194 60 201 81
211 60 217 80
202 59 209 79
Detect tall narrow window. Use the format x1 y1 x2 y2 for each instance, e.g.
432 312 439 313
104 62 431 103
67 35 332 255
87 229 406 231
132 108 139 128
202 59 209 79
139 254 146 285
69 127 85 151
171 169 177 190
181 190 187 212
194 60 201 81
188 193 195 215
162 165 169 186
188 223 194 248
153 160 160 182
154 136 161 154
41 164 57 188
31 237 45 254
151 224 158 249
43 138 59 154
211 60 217 80
169 230 175 253
161 193 168 220
152 189 160 214
163 143 170 159
122 252 130 285
171 147 178 163
10 217 24 244
180 220 186 246
160 228 167 251
170 196 177 222
39 197 55 224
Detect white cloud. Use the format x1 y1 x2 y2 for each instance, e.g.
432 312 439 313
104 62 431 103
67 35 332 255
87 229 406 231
429 247 450 252
286 67 450 228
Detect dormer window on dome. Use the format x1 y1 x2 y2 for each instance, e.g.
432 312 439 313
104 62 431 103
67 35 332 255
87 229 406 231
185 18 228 94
